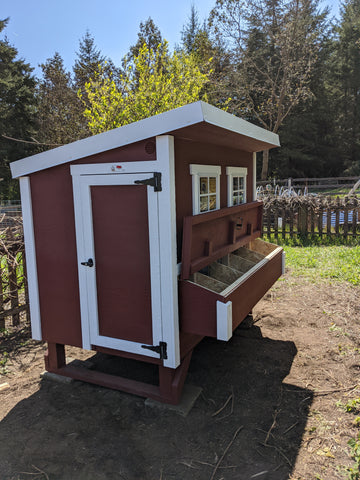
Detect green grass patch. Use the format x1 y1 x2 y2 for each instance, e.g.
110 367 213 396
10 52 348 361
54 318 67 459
283 245 360 285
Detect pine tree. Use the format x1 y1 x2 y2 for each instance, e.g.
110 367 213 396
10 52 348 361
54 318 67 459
0 18 37 199
181 5 201 54
37 52 86 145
129 18 163 60
73 31 106 95
330 0 360 175
209 0 329 179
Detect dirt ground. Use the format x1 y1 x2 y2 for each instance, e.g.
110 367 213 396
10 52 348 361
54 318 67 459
0 271 359 480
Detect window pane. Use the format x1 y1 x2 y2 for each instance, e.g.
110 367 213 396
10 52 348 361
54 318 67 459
233 177 238 190
238 177 244 189
200 177 208 194
209 194 217 210
209 177 216 193
239 192 244 204
233 194 238 206
200 196 209 212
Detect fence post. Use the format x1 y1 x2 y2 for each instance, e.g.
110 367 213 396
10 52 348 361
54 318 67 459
298 205 308 237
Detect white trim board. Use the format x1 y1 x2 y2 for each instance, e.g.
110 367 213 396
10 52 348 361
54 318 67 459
11 101 280 179
19 177 42 340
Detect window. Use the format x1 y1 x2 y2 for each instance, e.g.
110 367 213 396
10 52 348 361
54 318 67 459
226 167 247 207
190 165 221 215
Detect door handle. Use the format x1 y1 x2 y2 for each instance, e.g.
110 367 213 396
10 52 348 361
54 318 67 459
81 258 94 267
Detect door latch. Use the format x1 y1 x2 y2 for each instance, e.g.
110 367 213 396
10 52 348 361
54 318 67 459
81 258 94 267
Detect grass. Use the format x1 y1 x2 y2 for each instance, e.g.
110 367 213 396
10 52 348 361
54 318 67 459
282 245 360 285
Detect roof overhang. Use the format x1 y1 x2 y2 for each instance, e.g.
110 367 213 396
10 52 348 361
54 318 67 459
11 101 280 179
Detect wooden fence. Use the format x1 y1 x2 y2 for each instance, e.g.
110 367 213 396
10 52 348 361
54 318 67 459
261 195 360 241
0 218 29 330
257 176 359 193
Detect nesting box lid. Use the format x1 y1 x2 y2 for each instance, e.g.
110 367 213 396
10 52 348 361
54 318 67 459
180 201 263 280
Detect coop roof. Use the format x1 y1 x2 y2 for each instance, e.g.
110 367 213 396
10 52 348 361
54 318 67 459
11 101 280 178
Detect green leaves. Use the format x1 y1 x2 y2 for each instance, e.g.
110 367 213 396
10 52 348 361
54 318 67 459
83 41 210 134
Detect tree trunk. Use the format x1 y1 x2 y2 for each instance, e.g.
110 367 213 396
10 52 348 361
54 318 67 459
261 149 269 180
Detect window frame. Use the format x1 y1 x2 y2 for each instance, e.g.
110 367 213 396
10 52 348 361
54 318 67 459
190 164 221 215
226 166 248 207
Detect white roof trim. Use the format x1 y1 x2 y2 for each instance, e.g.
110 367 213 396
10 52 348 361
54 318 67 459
11 101 279 178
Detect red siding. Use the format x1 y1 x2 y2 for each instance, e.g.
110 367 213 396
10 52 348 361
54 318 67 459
174 138 253 261
30 140 156 347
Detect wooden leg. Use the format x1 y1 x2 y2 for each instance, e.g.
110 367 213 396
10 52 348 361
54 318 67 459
44 342 66 371
43 343 193 405
159 350 193 404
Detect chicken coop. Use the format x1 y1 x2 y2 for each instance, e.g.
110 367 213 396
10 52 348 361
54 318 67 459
11 101 284 404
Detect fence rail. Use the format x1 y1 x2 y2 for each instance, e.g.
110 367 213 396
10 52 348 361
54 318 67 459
257 176 359 193
261 195 360 241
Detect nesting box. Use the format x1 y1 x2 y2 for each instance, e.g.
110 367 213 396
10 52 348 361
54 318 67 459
11 102 283 404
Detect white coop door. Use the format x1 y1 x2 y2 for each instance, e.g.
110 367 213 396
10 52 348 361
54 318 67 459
72 171 168 363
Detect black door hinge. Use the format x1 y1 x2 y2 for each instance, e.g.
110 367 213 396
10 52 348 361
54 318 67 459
141 341 168 360
134 172 162 192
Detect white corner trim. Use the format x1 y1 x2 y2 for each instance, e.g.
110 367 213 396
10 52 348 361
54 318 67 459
216 301 233 341
19 177 42 340
253 152 257 201
156 135 180 369
282 251 286 275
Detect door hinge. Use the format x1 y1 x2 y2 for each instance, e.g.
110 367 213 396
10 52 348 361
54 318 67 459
134 172 162 192
141 341 168 360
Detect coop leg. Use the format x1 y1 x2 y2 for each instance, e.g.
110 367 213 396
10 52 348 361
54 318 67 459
158 350 193 404
44 342 66 372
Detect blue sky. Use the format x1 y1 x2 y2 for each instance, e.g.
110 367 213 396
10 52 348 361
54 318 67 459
2 0 341 78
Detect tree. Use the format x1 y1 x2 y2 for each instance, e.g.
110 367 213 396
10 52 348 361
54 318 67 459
37 52 86 145
129 17 163 60
73 30 106 95
0 18 37 198
209 0 329 179
329 0 360 175
82 41 209 134
181 5 202 53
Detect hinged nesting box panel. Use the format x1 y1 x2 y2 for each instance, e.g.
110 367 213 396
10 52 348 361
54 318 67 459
179 202 283 340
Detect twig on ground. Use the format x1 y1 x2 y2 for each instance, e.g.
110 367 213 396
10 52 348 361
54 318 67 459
18 465 50 480
259 442 292 467
212 391 233 417
283 422 299 435
314 384 358 396
265 409 280 444
209 425 243 480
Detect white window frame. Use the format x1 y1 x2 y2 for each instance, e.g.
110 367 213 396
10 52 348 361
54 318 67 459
226 166 248 207
190 164 221 215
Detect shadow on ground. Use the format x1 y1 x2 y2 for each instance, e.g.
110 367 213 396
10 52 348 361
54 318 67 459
0 325 313 480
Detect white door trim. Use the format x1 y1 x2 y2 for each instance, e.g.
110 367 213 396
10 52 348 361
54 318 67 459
72 172 162 360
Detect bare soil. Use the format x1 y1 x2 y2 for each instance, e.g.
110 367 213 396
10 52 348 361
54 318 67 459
0 271 359 480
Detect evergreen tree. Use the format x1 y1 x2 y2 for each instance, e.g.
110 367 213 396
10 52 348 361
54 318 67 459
0 18 37 199
73 31 106 95
330 0 360 175
181 5 201 54
129 18 163 60
209 0 329 179
37 52 86 145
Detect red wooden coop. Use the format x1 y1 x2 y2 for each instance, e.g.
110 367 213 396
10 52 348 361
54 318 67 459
11 102 284 404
